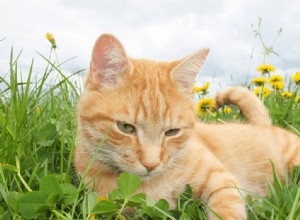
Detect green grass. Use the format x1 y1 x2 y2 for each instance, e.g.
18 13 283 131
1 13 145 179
0 48 300 220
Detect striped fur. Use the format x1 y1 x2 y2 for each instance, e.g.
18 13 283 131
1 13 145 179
216 87 272 126
74 34 300 220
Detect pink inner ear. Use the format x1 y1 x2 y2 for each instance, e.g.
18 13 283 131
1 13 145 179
91 35 114 70
90 34 129 89
171 48 209 95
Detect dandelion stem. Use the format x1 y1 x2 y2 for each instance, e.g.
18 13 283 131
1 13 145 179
16 157 32 192
54 48 61 72
207 110 226 123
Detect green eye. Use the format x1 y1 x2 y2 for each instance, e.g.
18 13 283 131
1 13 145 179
117 121 136 134
165 128 180 136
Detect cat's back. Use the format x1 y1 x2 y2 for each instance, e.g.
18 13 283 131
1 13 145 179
195 122 298 152
195 123 281 164
194 122 300 194
195 122 300 161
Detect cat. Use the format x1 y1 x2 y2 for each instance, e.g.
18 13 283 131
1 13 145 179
74 34 300 220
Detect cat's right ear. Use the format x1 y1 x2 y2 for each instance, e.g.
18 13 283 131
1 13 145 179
171 48 209 95
89 34 132 90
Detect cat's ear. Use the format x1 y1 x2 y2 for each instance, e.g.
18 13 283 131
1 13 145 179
89 34 132 90
171 49 209 95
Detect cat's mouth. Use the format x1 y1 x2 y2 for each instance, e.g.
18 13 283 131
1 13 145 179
103 162 149 177
100 155 162 178
138 173 150 178
137 172 155 181
139 167 162 179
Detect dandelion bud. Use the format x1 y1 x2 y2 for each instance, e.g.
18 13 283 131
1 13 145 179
45 32 57 49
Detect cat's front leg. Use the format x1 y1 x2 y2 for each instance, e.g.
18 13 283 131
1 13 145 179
195 167 247 220
205 186 246 220
186 139 247 219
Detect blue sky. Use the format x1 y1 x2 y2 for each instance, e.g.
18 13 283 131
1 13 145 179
1 0 300 92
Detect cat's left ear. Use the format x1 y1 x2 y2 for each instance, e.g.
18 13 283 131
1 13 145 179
171 48 209 95
89 34 132 90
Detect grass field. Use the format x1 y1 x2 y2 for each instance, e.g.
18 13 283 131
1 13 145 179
0 46 300 220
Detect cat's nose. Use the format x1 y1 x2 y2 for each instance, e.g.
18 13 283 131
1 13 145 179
142 161 160 172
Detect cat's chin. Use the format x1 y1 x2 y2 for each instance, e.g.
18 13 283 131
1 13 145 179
137 169 161 181
139 174 154 181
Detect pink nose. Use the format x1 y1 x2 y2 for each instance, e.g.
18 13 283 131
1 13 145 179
141 161 160 172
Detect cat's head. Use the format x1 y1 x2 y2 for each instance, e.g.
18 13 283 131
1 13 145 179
77 34 209 178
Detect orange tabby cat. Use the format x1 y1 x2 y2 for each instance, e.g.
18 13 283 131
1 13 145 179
74 34 300 220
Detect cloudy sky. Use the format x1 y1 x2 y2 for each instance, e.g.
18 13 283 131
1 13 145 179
1 0 300 92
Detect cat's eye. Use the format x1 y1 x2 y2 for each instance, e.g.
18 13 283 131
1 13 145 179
117 121 136 134
165 128 180 136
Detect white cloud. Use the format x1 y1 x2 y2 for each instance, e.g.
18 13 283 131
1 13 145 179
0 0 299 90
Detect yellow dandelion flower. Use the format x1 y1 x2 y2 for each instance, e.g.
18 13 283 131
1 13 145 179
45 32 57 48
271 81 284 90
295 96 300 102
193 82 210 94
292 72 300 85
223 107 232 114
196 98 215 116
254 87 271 97
269 75 283 83
256 64 276 74
251 77 267 86
281 91 293 98
193 86 201 93
97 196 108 202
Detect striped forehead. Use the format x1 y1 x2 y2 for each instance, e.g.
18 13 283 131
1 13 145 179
128 60 173 128
135 80 168 126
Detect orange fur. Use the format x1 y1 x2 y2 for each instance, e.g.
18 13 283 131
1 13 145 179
216 87 272 126
74 34 300 220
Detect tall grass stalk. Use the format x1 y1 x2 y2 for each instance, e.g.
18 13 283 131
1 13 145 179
0 48 83 218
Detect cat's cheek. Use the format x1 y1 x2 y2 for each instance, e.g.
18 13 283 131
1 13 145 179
161 139 186 163
164 132 190 151
78 122 103 144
